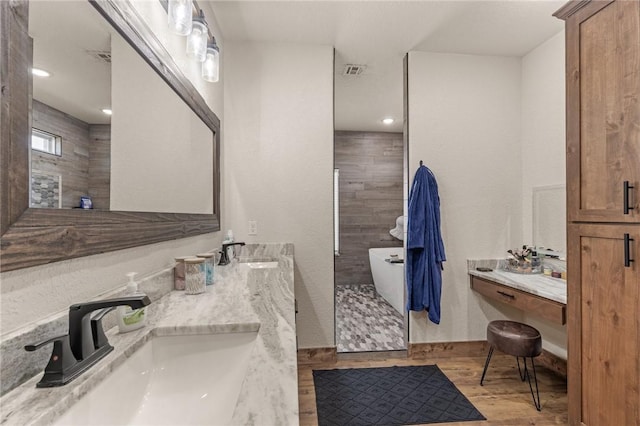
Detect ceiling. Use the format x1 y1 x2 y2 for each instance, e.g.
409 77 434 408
28 1 565 131
208 0 565 132
30 1 112 125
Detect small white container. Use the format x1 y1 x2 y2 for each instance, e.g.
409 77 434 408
184 257 206 295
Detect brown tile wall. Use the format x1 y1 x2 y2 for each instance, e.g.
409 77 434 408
31 101 111 210
32 100 90 208
88 124 111 210
334 131 403 286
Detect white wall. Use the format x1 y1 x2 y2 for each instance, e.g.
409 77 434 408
223 41 335 348
130 1 224 116
0 0 225 336
520 30 567 359
0 236 220 334
407 51 524 343
110 35 213 214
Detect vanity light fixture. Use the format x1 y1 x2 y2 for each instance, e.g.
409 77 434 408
382 117 394 125
101 108 113 115
202 38 220 82
32 68 50 77
163 0 220 82
168 0 193 36
186 10 208 62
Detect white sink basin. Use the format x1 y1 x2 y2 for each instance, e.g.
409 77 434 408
238 257 279 269
54 331 258 425
245 261 278 269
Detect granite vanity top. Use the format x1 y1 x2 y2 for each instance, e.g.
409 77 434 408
468 259 567 305
0 244 297 425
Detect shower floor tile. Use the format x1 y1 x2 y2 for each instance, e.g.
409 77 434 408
336 284 405 353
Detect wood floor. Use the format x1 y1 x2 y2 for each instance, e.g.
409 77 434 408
298 352 568 425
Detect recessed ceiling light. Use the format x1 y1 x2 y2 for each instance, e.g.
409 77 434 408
32 68 50 77
102 109 113 115
382 118 394 125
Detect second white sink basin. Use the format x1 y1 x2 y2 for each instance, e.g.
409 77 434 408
245 261 278 269
238 257 279 269
54 331 258 425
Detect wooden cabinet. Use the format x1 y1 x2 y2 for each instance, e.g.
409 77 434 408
567 224 639 425
563 0 639 224
556 1 640 424
470 276 566 325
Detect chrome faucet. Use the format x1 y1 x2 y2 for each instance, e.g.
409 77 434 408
218 242 245 265
25 295 151 388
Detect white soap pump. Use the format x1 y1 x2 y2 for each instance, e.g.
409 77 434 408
117 272 147 333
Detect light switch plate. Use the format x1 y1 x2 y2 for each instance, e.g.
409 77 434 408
248 220 257 236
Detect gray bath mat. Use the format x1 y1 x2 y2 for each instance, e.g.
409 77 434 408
313 365 485 425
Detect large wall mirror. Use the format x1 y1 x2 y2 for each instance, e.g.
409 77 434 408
532 184 566 255
0 0 221 272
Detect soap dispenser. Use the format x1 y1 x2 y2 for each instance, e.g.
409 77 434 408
117 272 147 333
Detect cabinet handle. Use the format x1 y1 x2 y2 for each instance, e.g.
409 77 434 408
624 181 634 214
624 233 634 268
497 290 515 299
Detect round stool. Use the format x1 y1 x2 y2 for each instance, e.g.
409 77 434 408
480 320 542 411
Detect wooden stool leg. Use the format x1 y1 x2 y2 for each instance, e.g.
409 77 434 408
480 345 494 386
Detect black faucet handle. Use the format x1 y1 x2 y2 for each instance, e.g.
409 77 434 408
25 334 69 352
25 334 79 388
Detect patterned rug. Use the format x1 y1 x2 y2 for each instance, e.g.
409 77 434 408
313 365 485 425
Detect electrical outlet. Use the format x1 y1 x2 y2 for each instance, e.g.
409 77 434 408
248 220 258 236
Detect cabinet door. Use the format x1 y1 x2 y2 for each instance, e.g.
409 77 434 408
566 0 640 223
567 224 640 426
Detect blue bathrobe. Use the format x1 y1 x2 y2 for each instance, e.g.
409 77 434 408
406 165 446 324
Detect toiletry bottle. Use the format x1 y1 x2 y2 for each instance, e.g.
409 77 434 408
117 272 147 333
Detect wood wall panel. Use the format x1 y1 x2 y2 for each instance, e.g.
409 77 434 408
88 124 111 209
31 100 90 208
0 0 30 235
334 131 403 286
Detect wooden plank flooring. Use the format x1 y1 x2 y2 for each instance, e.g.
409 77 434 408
298 352 568 425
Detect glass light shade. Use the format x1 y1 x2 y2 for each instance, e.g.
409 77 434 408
168 0 193 36
202 45 219 82
186 20 208 62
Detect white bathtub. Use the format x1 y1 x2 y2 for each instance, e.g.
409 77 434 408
369 247 405 315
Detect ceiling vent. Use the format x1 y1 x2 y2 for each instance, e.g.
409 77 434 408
86 50 112 64
342 64 366 76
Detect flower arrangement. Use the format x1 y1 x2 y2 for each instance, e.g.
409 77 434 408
504 245 542 274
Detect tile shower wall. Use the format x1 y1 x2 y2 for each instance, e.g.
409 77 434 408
335 131 403 286
32 100 90 208
88 124 111 209
32 101 111 209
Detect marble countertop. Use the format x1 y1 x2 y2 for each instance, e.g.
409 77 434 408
0 244 298 426
467 259 567 305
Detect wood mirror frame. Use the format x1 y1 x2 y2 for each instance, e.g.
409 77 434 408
0 0 221 272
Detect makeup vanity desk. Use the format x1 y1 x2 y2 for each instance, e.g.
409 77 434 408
468 260 567 325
